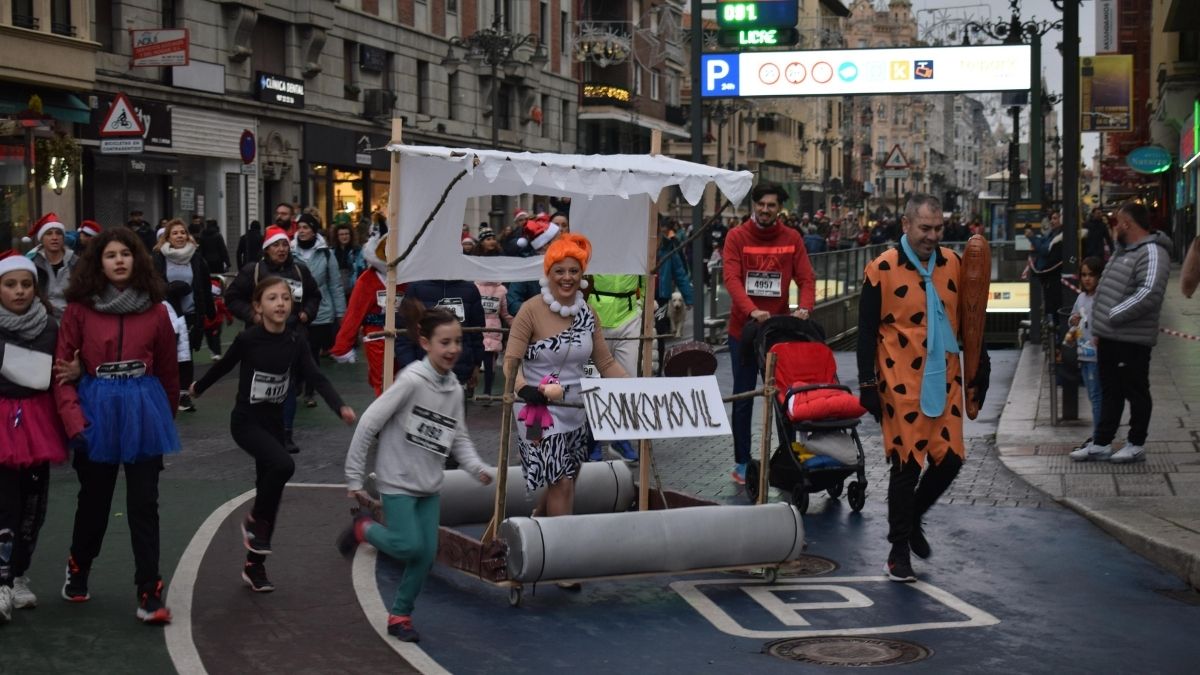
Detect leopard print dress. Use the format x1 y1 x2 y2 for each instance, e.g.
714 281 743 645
864 246 966 467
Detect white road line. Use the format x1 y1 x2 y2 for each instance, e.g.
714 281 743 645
352 546 453 675
670 576 1000 639
164 487 256 675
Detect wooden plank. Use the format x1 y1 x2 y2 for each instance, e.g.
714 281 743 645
482 357 517 544
758 351 777 504
381 120 402 391
639 130 663 511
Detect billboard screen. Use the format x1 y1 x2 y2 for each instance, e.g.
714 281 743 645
1081 55 1132 132
700 44 1032 98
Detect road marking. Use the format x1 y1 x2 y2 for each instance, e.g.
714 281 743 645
671 576 1000 639
164 487 256 675
353 546 452 675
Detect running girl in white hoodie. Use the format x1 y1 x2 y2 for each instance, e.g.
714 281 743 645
338 302 493 644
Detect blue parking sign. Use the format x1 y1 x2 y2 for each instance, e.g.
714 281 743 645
701 55 739 97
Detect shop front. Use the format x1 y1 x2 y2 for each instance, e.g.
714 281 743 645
81 94 174 228
302 124 390 236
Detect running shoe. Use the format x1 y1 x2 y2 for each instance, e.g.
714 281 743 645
211 353 221 362
62 555 90 602
1069 442 1112 462
241 514 272 556
730 463 747 485
178 392 196 413
612 440 638 463
1110 443 1146 464
387 614 420 643
0 586 12 623
136 580 172 624
886 556 917 583
12 576 37 608
336 514 374 559
284 431 300 455
910 521 931 560
242 563 275 593
304 397 317 408
588 443 603 462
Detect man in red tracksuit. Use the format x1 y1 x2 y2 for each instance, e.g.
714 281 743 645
723 182 816 484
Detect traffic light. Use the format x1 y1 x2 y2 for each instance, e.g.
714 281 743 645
715 1 800 49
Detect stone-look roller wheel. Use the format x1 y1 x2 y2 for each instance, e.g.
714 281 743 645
509 586 523 608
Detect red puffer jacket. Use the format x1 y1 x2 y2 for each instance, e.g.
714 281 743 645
54 302 179 438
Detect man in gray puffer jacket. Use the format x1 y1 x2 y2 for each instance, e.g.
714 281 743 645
1071 202 1170 464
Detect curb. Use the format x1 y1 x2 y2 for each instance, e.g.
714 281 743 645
1060 497 1200 591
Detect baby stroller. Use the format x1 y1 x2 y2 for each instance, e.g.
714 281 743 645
744 316 868 514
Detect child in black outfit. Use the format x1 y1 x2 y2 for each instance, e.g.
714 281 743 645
191 277 356 591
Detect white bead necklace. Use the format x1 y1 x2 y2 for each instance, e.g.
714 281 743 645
539 278 586 317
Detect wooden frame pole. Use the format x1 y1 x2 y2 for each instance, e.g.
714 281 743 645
482 357 517 544
381 120 403 392
757 351 777 505
638 130 663 511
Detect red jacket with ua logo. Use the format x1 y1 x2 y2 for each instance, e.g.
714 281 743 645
722 218 816 340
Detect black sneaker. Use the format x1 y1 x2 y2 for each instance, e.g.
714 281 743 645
304 397 317 408
178 392 196 413
62 555 90 602
136 580 172 624
241 514 272 555
387 614 420 643
910 521 931 560
336 514 373 559
242 563 275 592
284 431 300 455
885 557 918 583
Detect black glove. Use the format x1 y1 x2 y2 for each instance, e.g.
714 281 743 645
970 349 991 407
518 385 548 406
858 387 882 422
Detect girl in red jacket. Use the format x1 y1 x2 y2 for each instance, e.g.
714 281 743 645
55 227 180 624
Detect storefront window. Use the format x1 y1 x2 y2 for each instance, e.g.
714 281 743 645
331 167 363 230
370 170 390 227
0 143 31 239
310 163 329 227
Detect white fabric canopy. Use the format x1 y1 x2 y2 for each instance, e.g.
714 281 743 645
385 145 753 283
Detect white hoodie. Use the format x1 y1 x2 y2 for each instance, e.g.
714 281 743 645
344 357 489 496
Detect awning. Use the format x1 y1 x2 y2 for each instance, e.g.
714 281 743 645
0 90 91 124
577 106 690 140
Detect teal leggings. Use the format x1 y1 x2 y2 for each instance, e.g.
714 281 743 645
368 493 441 616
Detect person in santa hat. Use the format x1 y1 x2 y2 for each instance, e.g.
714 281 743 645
224 224 321 453
29 214 79 319
203 275 234 360
74 220 102 254
330 233 408 395
505 213 560 315
499 208 532 256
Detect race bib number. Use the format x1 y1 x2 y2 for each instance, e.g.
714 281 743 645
285 278 304 303
405 406 457 457
96 360 147 379
437 297 466 322
249 370 289 404
376 290 404 311
582 360 599 379
746 271 782 297
481 296 500 315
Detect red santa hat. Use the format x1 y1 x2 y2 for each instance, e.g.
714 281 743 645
32 213 66 240
262 225 290 249
513 208 530 222
0 250 37 279
79 219 102 237
210 277 224 297
517 213 560 251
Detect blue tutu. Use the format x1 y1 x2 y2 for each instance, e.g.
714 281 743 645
78 375 181 464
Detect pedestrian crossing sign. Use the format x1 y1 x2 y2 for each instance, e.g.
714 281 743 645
99 93 146 138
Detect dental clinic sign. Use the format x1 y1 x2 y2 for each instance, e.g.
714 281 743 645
701 44 1031 98
256 72 305 109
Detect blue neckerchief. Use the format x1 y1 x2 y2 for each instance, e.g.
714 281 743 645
899 235 960 417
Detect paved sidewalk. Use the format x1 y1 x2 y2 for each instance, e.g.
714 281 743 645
996 265 1200 589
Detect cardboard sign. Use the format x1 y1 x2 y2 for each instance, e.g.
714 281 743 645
580 376 730 441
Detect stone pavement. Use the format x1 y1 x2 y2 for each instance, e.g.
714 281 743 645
996 265 1200 589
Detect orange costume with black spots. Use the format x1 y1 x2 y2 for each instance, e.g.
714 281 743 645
860 246 965 466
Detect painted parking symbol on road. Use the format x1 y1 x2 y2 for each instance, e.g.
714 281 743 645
671 576 1000 639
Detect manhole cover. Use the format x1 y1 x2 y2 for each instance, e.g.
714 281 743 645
765 637 932 667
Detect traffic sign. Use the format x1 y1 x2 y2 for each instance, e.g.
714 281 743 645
99 93 146 138
883 169 910 179
101 138 144 154
240 129 256 164
882 144 909 170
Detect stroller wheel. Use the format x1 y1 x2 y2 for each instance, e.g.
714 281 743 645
847 481 867 512
745 460 761 504
827 481 844 500
790 485 810 514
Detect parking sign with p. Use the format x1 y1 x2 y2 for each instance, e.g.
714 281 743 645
701 55 739 97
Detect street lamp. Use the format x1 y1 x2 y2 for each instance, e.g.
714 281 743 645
443 1 547 227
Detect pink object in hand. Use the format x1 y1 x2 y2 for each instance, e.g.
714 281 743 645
517 374 557 440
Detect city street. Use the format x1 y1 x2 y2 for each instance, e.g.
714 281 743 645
7 348 1198 673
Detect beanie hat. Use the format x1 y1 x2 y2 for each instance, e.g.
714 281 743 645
0 250 37 279
33 213 66 240
542 232 592 276
262 225 289 250
477 226 496 242
79 220 102 237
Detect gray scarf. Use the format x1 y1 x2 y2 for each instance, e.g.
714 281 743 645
92 285 153 315
0 299 48 342
161 242 197 266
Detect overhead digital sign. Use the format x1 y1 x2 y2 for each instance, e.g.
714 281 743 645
701 44 1032 98
716 1 799 49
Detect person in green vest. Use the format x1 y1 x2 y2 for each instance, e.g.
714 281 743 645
585 274 641 463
